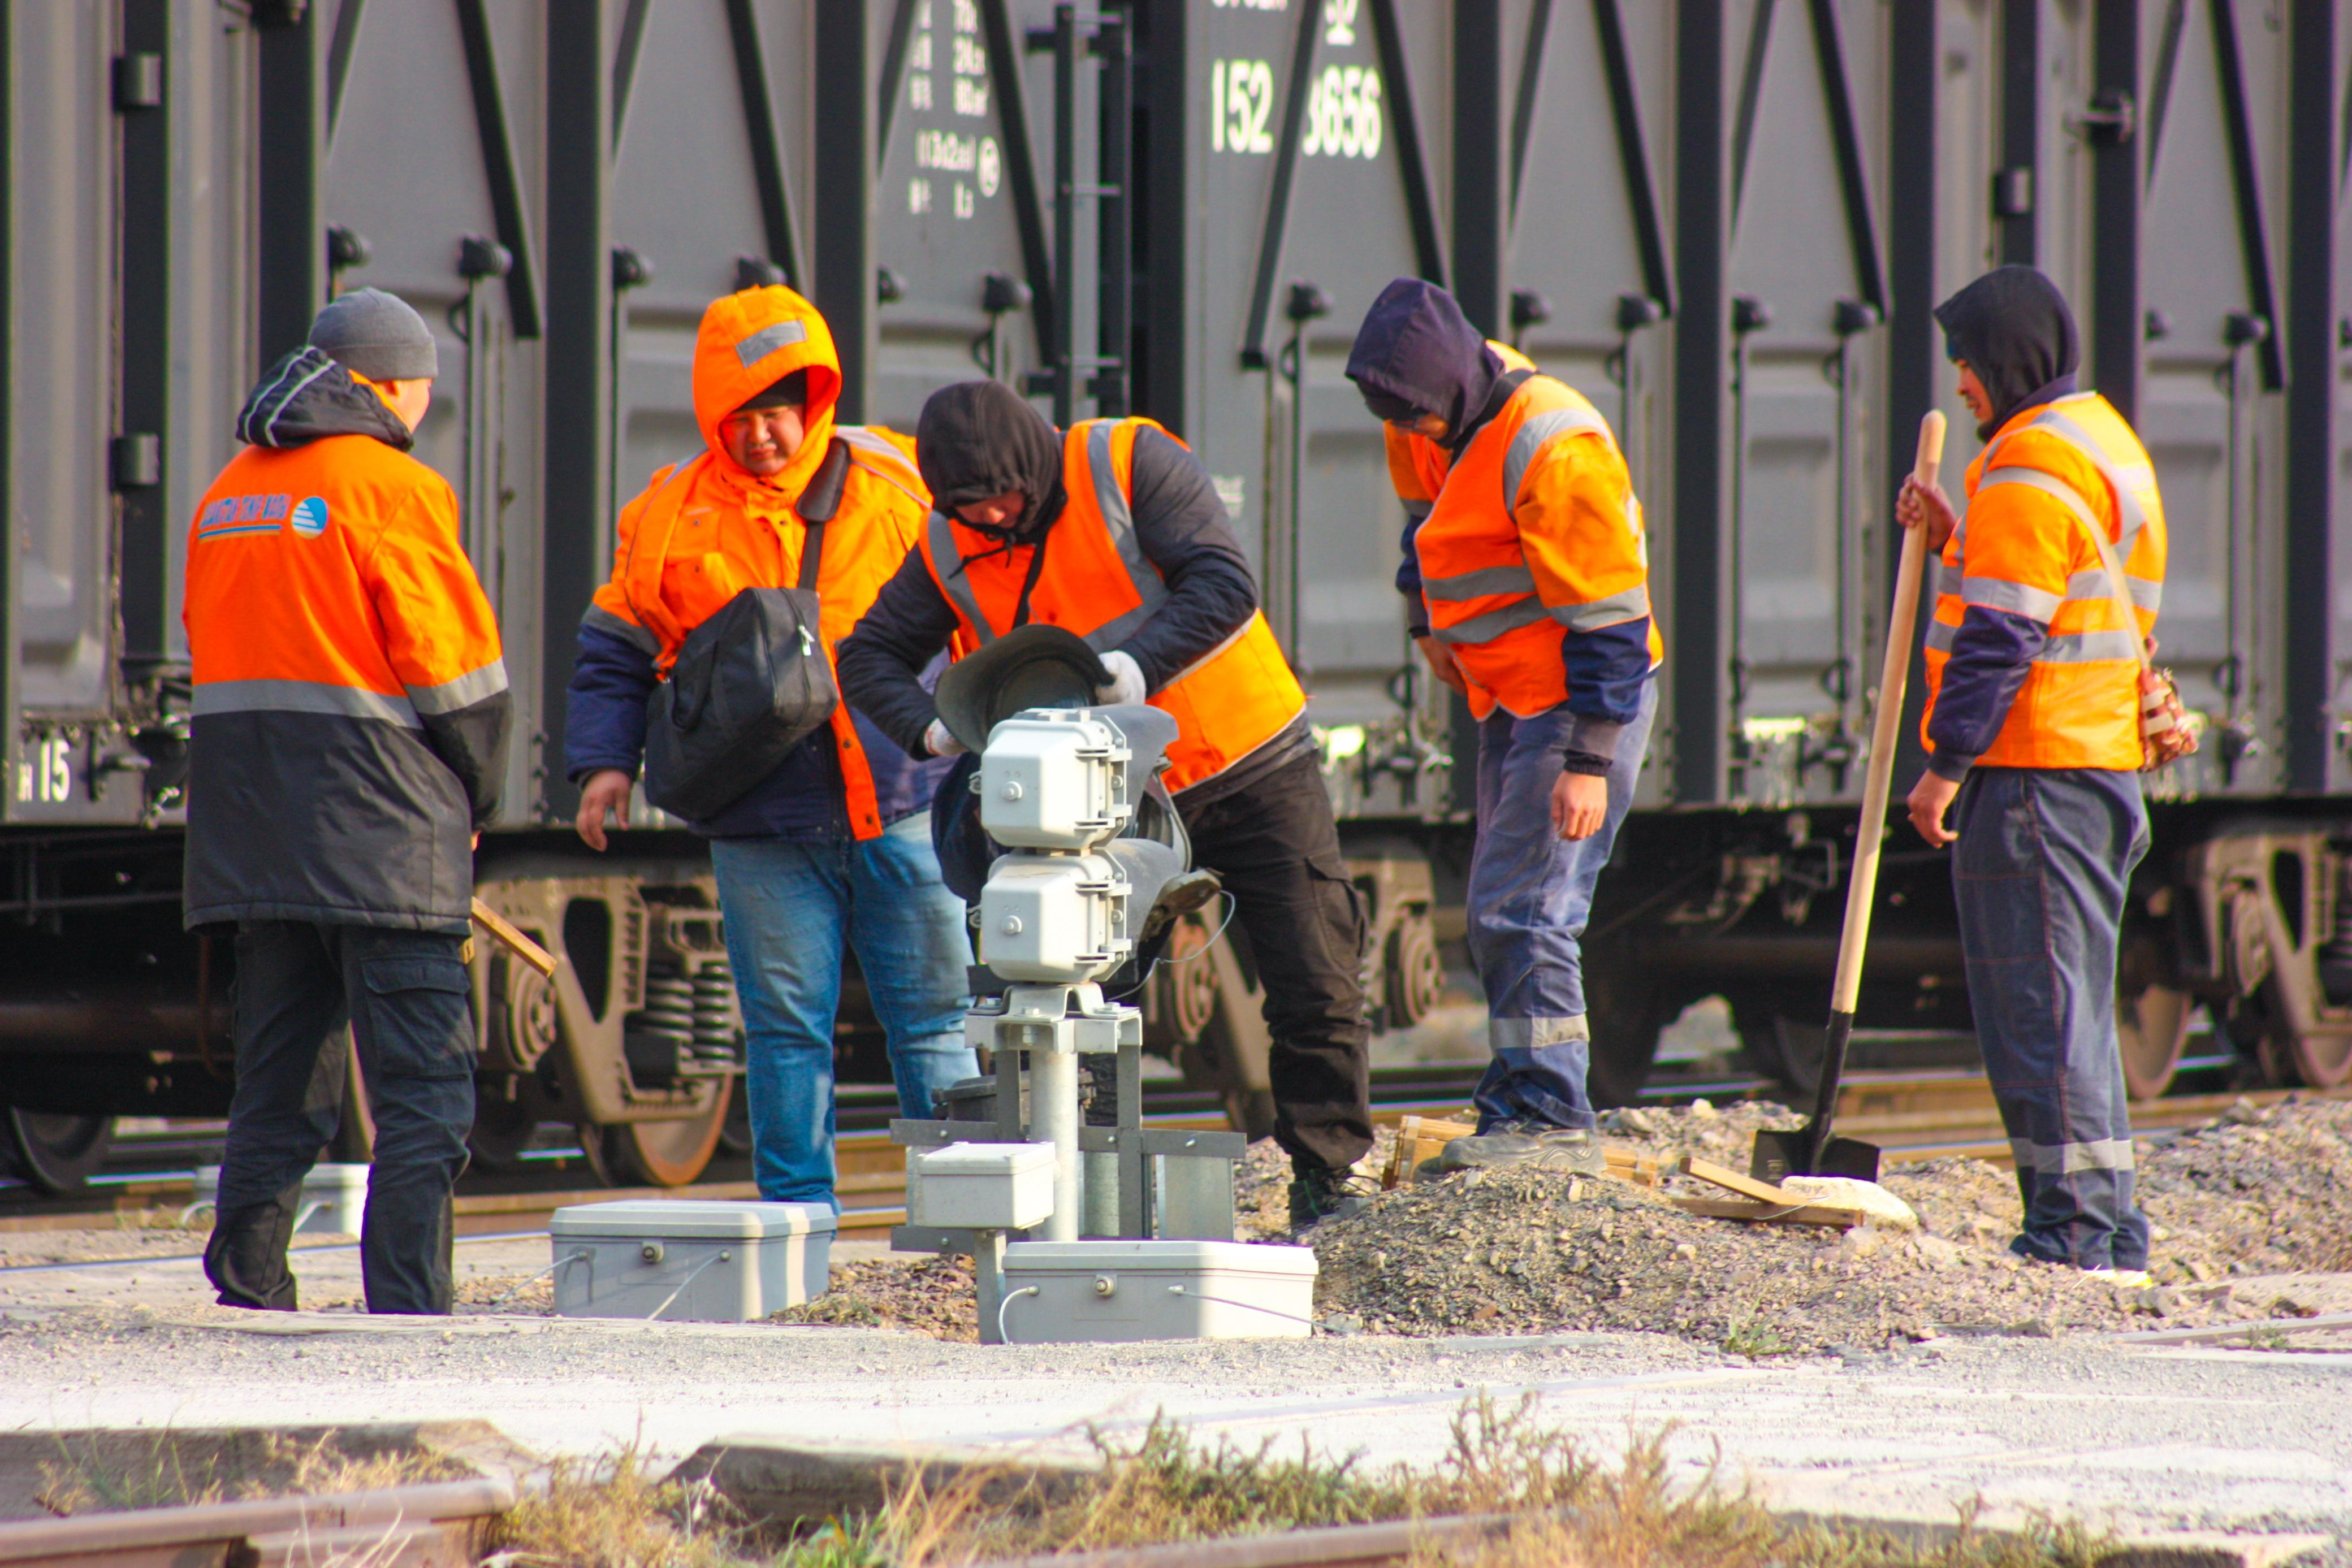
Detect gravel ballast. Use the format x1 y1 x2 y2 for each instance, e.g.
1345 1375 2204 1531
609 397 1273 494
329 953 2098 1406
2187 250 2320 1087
1307 1094 2352 1348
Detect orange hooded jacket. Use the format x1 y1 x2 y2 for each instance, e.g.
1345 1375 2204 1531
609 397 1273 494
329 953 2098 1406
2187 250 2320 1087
583 287 930 840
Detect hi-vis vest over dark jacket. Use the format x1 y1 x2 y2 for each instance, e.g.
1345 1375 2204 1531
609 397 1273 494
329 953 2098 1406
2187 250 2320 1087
1413 374 1664 722
919 417 1306 794
1922 392 2167 771
183 349 510 933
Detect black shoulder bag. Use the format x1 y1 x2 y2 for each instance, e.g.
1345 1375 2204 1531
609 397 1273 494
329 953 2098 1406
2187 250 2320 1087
642 439 849 820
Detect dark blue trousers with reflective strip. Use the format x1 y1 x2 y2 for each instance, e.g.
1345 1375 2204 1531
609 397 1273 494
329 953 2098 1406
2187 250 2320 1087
1951 766 2151 1270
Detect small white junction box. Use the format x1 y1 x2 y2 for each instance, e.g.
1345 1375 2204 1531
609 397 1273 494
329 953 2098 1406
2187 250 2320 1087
550 1200 833 1322
997 1240 1317 1342
909 1141 1056 1230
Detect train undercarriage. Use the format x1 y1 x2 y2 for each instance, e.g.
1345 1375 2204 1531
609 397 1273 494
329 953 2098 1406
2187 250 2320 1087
5 799 2350 1197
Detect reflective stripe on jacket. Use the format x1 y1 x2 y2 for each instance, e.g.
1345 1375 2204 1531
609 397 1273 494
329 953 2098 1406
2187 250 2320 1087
1921 392 2166 770
919 417 1306 793
583 285 931 841
184 419 508 932
1413 374 1663 721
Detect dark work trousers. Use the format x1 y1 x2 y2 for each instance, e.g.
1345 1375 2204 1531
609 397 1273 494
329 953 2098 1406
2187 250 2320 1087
1951 766 2152 1271
205 922 476 1314
1176 748 1373 1172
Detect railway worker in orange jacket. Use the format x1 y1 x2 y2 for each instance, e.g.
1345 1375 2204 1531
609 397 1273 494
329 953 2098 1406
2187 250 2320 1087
185 288 510 1316
835 379 1377 1227
1899 266 2164 1279
564 285 976 1210
1348 279 1661 1178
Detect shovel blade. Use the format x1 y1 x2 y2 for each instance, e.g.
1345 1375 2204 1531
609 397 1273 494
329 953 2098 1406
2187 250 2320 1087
1748 1129 1883 1185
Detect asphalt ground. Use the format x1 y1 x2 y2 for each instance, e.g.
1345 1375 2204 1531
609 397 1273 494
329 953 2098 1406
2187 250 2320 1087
0 1238 2347 1558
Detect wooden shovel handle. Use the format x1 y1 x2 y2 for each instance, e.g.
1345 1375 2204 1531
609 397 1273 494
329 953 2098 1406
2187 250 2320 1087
471 897 559 980
1829 412 1945 1015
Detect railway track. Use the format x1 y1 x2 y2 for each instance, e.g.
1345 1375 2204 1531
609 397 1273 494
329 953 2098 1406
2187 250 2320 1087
0 1050 2294 1244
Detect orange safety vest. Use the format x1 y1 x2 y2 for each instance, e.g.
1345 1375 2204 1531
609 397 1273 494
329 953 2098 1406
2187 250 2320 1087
920 417 1305 794
1922 392 2166 770
587 285 928 839
1415 375 1663 721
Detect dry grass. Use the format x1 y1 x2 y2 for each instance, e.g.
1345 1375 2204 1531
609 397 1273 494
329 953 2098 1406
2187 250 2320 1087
462 1399 2114 1567
768 1398 2110 1568
35 1429 466 1517
478 1447 756 1568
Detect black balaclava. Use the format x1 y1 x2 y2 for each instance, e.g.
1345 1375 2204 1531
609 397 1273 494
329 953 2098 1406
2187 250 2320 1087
1346 278 1504 447
915 380 1066 543
1932 265 2080 440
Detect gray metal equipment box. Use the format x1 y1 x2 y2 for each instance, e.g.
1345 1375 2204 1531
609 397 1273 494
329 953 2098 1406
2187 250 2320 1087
550 1201 834 1322
997 1240 1317 1343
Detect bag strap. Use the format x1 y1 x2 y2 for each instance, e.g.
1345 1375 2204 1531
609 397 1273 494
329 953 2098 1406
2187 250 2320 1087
793 437 851 592
1011 526 1052 628
2069 502 2154 674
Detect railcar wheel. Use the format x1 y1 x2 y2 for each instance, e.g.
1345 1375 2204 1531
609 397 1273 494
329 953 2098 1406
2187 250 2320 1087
3 1111 114 1195
578 1079 732 1188
2285 1028 2352 1088
1384 912 1447 1029
1163 917 1220 1042
2116 984 2191 1101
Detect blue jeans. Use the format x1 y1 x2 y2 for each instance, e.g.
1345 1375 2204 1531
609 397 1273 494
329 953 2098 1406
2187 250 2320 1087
711 812 977 1207
1468 678 1657 1132
1951 766 2151 1270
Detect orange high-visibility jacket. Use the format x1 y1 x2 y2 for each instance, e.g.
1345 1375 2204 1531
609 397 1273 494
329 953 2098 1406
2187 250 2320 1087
1382 340 1536 527
1922 392 2166 771
919 417 1305 793
183 358 509 933
585 285 930 840
1414 374 1663 721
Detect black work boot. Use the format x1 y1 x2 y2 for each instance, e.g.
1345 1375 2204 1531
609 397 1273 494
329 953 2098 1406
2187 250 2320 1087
1287 1163 1373 1229
1435 1120 1604 1177
204 1187 304 1310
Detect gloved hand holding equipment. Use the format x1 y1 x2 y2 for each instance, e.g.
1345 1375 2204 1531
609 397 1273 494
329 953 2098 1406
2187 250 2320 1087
1750 410 1944 1186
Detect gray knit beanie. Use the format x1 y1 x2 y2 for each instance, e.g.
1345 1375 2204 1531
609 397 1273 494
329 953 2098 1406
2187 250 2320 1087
308 287 439 382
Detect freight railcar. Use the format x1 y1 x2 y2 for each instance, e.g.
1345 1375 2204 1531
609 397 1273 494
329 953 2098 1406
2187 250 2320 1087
3 0 2347 1193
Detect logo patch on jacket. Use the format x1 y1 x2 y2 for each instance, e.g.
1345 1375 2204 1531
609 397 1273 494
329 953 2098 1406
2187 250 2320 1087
197 493 291 539
290 497 330 538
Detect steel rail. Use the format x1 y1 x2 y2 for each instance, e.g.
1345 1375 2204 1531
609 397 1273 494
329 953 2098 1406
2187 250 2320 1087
0 1474 516 1566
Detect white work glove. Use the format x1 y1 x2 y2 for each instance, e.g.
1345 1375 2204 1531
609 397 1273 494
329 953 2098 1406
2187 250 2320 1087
1095 649 1147 707
924 717 966 757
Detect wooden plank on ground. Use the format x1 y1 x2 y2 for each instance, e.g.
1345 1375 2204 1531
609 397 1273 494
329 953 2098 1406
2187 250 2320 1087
1671 1196 1863 1229
1677 1155 1806 1206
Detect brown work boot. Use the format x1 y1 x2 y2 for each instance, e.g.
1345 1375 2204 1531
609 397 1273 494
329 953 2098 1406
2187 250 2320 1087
1434 1120 1605 1177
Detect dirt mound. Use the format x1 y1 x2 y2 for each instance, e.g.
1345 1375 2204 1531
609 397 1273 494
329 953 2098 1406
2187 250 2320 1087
773 1254 981 1340
1305 1095 2352 1349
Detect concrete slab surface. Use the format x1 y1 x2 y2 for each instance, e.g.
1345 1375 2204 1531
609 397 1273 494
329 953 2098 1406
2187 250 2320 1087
2 1246 2347 1561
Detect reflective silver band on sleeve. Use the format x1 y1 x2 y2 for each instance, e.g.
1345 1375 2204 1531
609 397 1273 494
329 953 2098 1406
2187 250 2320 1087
1433 596 1553 644
1548 583 1651 633
836 426 928 508
1924 618 1957 653
1961 575 2064 621
1421 562 1537 600
582 604 662 656
1501 405 1610 510
193 679 422 727
407 657 509 715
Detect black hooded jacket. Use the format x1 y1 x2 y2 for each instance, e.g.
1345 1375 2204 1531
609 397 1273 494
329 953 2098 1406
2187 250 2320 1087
1922 267 2087 779
1932 265 2079 441
837 383 1313 805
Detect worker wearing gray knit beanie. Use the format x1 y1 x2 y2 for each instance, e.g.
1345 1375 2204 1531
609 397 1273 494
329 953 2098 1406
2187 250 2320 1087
308 287 439 383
